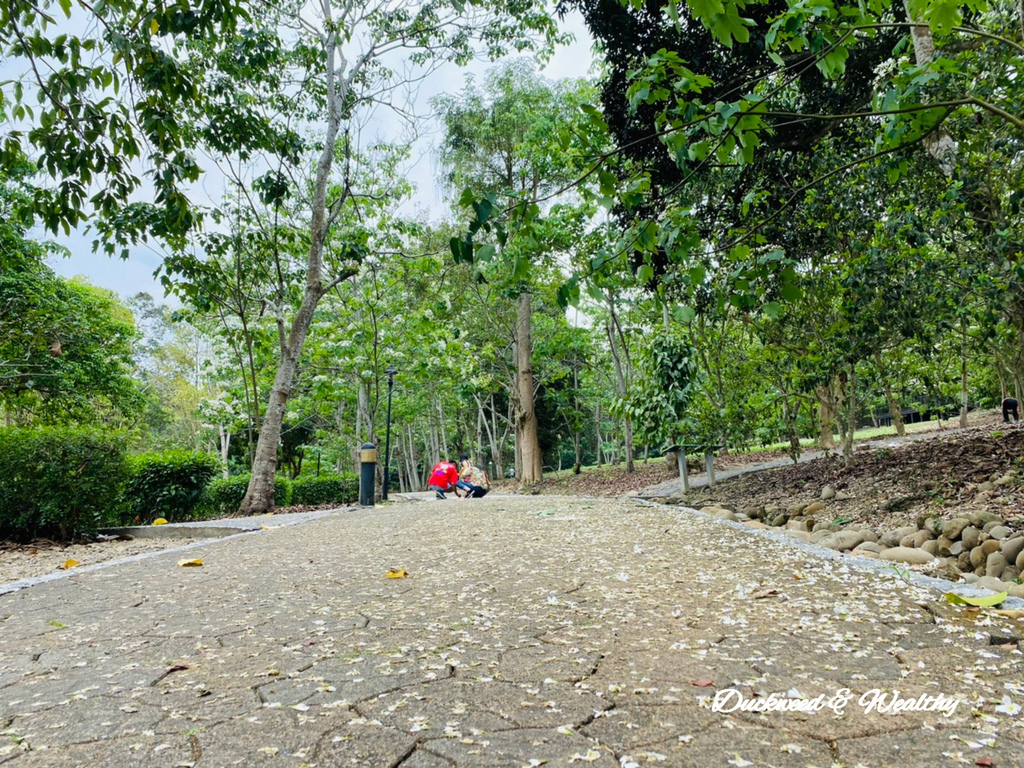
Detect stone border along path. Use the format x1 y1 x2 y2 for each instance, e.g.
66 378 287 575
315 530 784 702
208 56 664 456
2 495 1023 767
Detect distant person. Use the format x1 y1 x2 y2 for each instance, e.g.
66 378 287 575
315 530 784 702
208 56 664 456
455 453 473 497
1003 397 1019 423
428 459 459 499
456 456 491 498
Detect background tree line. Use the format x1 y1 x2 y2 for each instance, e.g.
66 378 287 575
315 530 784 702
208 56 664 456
2 0 1022 529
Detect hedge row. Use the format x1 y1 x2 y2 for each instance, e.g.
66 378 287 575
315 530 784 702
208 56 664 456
291 474 360 506
206 474 294 516
206 473 359 515
124 451 221 524
0 428 361 541
0 427 130 542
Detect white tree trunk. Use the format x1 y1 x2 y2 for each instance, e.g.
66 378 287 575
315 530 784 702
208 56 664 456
218 425 231 478
903 0 957 175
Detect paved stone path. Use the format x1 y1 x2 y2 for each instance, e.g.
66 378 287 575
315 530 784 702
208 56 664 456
2 496 1023 767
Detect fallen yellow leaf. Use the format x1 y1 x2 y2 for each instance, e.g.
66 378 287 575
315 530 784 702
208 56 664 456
152 518 168 525
945 591 1007 607
177 558 204 567
385 568 408 579
61 559 80 570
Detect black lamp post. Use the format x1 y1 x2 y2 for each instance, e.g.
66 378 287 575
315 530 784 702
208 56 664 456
382 364 396 500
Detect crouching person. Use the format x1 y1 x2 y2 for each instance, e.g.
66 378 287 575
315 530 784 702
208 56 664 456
1003 396 1019 423
428 459 459 499
457 456 491 498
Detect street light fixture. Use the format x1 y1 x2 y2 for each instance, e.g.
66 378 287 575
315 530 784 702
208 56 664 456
382 365 397 500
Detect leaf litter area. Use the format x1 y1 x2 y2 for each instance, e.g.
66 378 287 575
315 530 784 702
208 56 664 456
500 449 786 498
1 496 1022 766
0 506 342 587
0 537 185 586
688 422 1024 532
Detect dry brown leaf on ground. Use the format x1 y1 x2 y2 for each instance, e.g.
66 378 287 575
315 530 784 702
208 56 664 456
992 609 1024 619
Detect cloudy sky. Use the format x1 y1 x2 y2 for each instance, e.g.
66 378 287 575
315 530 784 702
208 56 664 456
43 10 596 303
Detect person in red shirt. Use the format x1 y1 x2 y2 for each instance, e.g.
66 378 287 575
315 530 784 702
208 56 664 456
428 459 459 499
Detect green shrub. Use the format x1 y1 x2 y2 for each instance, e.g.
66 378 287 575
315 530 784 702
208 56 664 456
123 451 220 524
0 427 130 542
291 474 359 506
206 474 292 516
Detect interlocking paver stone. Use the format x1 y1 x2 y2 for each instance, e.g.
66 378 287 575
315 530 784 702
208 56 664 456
2 496 1023 767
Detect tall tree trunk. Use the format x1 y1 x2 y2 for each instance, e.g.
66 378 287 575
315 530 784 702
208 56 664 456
516 291 543 484
996 347 1008 400
438 397 449 460
782 396 801 464
238 23 363 515
219 308 258 470
874 352 906 436
903 0 957 175
476 402 484 466
429 417 440 465
355 381 372 469
238 285 325 514
404 426 418 492
606 302 634 473
960 320 970 428
478 393 503 480
594 401 603 467
839 367 857 467
218 425 231 478
1009 300 1024 400
815 383 837 449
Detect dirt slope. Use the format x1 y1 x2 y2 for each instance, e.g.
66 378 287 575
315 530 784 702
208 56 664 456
515 420 1024 531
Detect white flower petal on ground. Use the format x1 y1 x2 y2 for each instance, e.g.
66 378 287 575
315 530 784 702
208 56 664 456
994 695 1021 716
